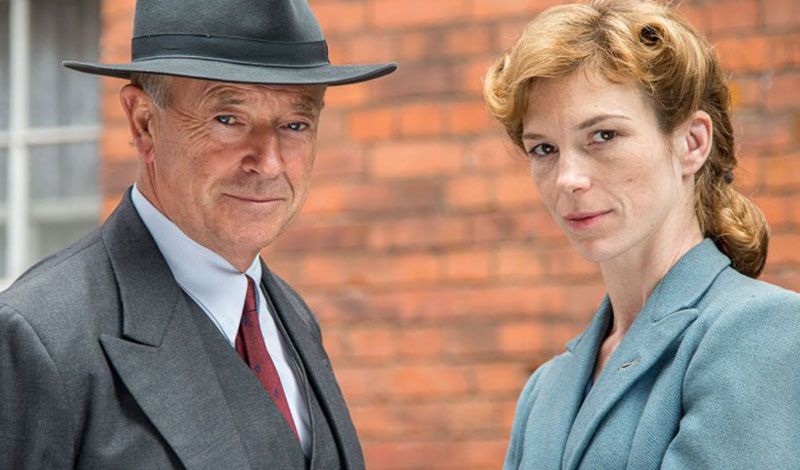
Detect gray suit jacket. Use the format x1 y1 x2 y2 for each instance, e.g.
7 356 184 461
0 191 364 469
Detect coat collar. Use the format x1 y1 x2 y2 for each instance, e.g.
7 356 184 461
560 239 731 470
99 189 253 469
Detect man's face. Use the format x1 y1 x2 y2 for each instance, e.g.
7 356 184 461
133 77 325 269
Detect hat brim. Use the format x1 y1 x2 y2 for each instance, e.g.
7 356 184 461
63 58 397 86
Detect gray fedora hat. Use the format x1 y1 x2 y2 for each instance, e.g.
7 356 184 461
63 0 397 85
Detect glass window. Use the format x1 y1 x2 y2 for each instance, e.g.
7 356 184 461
0 0 9 132
0 0 101 287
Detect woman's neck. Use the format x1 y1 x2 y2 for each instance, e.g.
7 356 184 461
599 222 703 338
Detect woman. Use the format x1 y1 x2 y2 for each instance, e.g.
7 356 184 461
483 0 800 468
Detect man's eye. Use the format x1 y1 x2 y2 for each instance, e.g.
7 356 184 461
529 143 557 158
286 122 309 132
215 115 236 125
591 130 616 143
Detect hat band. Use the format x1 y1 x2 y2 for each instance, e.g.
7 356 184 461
132 34 330 67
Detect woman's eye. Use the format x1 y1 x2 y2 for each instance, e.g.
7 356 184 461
215 115 237 125
529 143 557 157
591 130 616 143
286 122 309 132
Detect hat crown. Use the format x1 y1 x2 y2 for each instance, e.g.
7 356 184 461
132 0 324 42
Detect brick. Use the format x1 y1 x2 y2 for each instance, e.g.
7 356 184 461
373 63 456 99
325 84 368 108
498 321 547 354
386 365 471 399
444 400 511 436
313 0 367 35
707 0 758 34
443 248 492 282
370 141 463 179
313 143 366 180
735 114 794 152
445 175 492 210
348 107 397 142
348 327 397 363
341 33 398 64
368 0 469 29
764 0 800 29
444 323 499 357
752 194 793 229
349 404 396 438
458 55 496 95
447 100 495 134
729 77 762 110
268 219 368 252
443 24 493 57
102 124 135 161
337 367 387 403
765 73 800 111
675 3 709 31
359 253 443 286
100 159 137 196
367 216 468 250
769 33 800 69
302 180 441 215
491 172 540 208
470 0 538 20
498 246 545 280
399 103 445 138
473 363 530 395
398 31 430 62
714 36 769 72
464 133 527 173
769 234 800 264
397 328 445 359
762 153 800 189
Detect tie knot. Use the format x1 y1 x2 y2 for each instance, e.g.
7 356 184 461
244 276 258 314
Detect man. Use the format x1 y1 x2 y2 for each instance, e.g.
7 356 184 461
0 0 395 468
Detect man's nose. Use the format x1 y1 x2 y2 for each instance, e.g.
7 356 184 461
243 130 283 176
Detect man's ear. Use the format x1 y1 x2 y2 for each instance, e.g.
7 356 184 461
678 110 713 178
120 84 157 163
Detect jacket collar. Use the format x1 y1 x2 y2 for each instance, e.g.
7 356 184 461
561 239 731 469
99 189 253 469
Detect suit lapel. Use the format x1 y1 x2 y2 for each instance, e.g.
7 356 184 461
524 298 612 468
562 240 730 470
99 191 251 470
261 265 364 470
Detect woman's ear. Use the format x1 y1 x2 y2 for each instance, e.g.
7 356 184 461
120 84 157 163
679 110 713 177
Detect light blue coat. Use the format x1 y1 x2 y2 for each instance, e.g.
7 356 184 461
505 239 800 469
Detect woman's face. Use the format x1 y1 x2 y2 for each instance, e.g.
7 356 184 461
521 70 695 264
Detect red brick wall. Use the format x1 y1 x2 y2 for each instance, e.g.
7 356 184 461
99 1 800 468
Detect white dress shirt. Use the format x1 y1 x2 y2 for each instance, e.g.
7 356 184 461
131 185 311 455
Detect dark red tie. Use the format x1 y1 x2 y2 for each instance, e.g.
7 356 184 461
235 276 299 439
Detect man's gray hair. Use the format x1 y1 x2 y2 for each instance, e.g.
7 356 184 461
129 72 172 107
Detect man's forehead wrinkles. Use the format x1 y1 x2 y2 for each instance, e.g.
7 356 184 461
197 82 323 112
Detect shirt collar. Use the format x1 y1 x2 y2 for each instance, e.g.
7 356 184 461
131 184 261 343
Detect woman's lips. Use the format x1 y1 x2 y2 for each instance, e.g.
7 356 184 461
563 210 611 231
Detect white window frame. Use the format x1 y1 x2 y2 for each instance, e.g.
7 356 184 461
0 0 101 288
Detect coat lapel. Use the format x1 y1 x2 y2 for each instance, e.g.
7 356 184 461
562 240 730 470
98 191 252 470
261 264 365 470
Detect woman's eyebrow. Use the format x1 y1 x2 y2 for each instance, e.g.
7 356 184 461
576 113 631 130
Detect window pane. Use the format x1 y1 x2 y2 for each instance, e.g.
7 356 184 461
0 149 6 278
33 219 96 262
29 142 99 200
0 0 9 131
29 0 100 127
